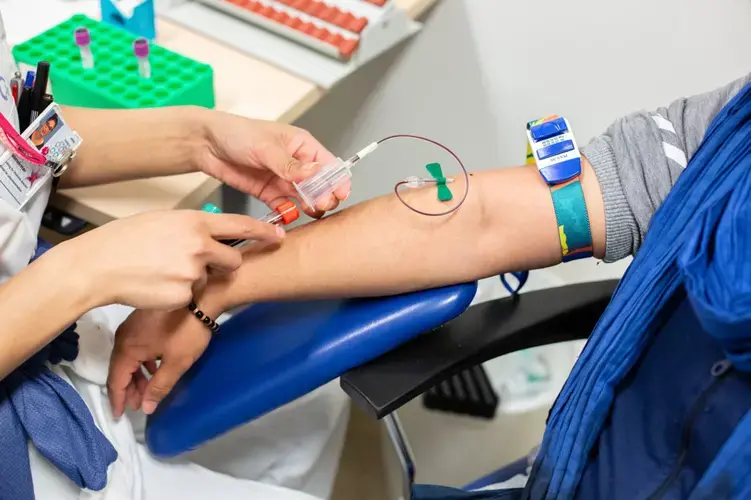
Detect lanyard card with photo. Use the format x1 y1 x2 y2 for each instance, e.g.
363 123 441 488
0 104 82 210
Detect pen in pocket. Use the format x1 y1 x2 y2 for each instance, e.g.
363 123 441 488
10 71 22 105
29 61 50 123
17 71 35 131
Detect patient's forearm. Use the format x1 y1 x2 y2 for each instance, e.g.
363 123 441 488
205 160 605 310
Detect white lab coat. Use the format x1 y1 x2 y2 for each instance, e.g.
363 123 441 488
0 11 349 499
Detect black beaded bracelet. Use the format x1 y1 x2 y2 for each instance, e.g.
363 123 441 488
187 301 220 334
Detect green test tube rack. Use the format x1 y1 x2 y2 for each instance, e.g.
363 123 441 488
12 14 215 110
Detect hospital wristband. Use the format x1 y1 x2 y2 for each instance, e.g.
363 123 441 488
187 301 220 334
526 115 593 262
550 177 593 261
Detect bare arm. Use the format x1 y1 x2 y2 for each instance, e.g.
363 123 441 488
0 248 95 379
0 209 282 380
110 75 751 415
57 105 208 189
109 158 606 416
201 158 605 311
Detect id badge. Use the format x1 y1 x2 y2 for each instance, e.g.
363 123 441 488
0 104 82 210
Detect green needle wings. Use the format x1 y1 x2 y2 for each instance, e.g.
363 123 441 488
425 162 453 202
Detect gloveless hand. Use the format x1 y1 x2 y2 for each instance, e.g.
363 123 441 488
107 266 238 417
198 113 351 216
60 210 283 311
108 306 212 417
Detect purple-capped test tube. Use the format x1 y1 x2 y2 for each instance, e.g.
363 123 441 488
133 38 151 79
74 27 94 69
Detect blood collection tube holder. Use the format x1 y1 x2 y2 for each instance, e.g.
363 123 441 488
293 142 378 209
294 158 352 209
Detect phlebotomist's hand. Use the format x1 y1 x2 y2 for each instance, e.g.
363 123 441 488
106 114 351 417
198 112 350 216
59 210 283 312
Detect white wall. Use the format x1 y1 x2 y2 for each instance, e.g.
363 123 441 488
288 0 751 488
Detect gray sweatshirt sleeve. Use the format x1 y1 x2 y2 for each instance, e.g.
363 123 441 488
581 72 751 262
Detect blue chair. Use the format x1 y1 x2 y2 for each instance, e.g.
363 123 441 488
146 279 617 498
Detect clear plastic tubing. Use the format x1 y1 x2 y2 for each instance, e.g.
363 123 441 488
74 27 94 69
294 142 378 208
133 38 151 79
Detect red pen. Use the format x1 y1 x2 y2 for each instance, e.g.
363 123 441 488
10 71 22 105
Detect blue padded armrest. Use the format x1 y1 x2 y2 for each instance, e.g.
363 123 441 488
145 282 478 458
